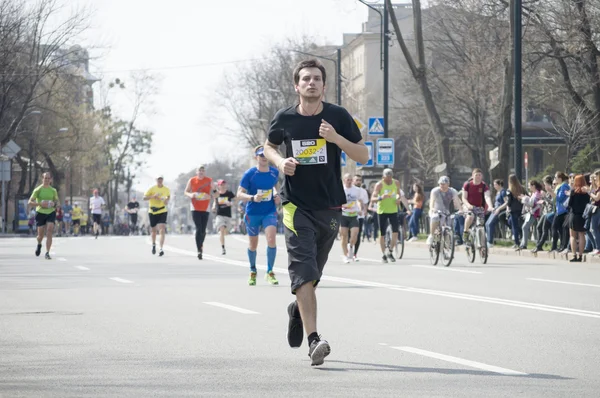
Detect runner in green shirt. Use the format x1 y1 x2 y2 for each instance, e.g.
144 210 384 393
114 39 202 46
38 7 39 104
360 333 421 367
28 172 59 259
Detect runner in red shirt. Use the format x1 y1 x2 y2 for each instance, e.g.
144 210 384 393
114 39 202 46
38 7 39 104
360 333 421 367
184 165 215 259
462 168 494 242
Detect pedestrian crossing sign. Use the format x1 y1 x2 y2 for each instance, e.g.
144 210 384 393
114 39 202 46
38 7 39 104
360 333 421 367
368 117 385 136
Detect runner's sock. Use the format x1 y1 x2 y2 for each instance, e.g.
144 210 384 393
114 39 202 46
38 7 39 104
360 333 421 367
308 332 320 346
247 249 257 273
267 246 276 273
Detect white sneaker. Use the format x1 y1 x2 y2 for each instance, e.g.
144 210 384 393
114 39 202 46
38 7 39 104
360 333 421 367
353 255 359 262
426 235 433 245
342 255 350 264
408 237 418 242
487 242 494 248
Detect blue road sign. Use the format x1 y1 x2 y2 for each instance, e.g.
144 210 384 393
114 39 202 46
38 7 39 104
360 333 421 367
341 151 346 167
377 138 394 166
368 117 385 136
357 142 374 167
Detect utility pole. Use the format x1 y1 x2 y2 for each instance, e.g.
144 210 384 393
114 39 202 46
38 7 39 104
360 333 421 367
383 3 389 139
336 48 342 106
514 0 523 181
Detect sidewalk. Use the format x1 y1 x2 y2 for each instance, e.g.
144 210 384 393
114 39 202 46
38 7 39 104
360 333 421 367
407 240 600 264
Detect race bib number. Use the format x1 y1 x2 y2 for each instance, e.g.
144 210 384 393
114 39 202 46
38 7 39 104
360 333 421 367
218 197 228 205
291 139 327 165
195 192 209 201
256 189 273 201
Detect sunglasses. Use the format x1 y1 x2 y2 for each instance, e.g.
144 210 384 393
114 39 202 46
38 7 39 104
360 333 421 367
256 152 265 158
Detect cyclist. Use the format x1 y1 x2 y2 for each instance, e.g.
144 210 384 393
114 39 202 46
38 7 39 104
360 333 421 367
427 176 463 245
371 168 411 263
462 168 493 243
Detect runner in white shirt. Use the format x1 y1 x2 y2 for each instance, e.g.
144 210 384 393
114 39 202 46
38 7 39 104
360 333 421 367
352 174 370 261
89 189 106 239
340 174 363 263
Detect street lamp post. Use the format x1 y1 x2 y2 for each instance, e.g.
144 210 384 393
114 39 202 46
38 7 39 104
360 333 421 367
514 0 523 181
290 49 342 106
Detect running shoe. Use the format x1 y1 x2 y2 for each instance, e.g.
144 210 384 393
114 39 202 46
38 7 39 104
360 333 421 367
287 301 303 348
159 249 164 257
248 272 257 286
222 247 226 255
152 245 156 255
45 252 51 260
342 255 350 264
387 252 396 262
353 255 359 262
265 271 279 285
381 255 388 264
198 250 203 260
308 337 331 366
35 243 42 257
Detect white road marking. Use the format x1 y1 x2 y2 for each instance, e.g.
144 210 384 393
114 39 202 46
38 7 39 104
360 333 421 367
409 264 482 274
378 343 388 346
75 266 90 271
203 302 259 314
160 244 600 319
57 257 67 262
527 278 600 288
109 277 134 284
391 346 528 376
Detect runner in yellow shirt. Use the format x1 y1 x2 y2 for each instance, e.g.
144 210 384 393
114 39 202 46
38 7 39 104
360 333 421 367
143 175 170 256
71 202 83 236
81 212 88 235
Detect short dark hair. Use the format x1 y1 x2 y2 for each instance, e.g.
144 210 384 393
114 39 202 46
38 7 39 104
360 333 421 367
543 175 553 185
293 59 327 85
493 179 503 187
472 168 483 175
354 174 362 179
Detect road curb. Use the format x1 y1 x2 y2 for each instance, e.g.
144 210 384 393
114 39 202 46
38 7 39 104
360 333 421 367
408 241 600 264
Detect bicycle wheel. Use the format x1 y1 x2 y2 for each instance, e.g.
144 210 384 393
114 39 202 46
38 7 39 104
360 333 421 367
465 234 476 263
478 227 488 264
385 225 392 252
429 238 440 265
395 225 405 259
441 227 455 267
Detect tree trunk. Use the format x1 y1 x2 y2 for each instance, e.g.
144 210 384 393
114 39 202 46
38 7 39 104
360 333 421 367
14 155 28 196
386 0 452 173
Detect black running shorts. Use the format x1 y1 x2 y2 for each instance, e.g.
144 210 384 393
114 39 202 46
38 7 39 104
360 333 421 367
92 214 102 224
35 211 56 227
340 215 358 229
72 219 80 226
149 212 168 228
378 212 399 235
282 202 341 294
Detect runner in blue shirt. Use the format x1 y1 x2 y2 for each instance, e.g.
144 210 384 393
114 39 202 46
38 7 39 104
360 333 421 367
237 145 281 286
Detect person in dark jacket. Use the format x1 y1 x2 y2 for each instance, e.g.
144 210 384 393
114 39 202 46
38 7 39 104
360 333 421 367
568 175 590 262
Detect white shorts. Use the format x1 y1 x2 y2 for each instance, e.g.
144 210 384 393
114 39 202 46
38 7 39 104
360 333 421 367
214 215 233 231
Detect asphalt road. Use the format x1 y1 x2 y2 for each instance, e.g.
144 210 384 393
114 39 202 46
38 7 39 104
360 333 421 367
1 232 599 397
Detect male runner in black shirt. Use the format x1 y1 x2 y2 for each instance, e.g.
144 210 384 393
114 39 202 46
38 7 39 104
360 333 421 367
264 59 368 366
212 179 236 255
126 196 140 235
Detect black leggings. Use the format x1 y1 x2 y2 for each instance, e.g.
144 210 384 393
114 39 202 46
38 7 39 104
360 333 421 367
551 212 568 251
192 211 209 252
536 214 552 250
354 218 364 255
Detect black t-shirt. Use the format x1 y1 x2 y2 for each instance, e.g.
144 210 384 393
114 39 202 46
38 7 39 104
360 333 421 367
127 201 140 212
216 191 235 217
267 102 362 210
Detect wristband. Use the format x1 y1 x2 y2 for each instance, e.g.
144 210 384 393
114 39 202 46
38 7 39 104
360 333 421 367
378 196 383 201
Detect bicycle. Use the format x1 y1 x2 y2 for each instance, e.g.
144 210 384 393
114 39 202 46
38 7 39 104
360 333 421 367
384 213 405 260
429 210 455 267
464 208 488 264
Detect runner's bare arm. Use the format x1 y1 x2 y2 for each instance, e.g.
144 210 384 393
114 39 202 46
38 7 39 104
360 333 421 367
183 179 195 199
236 187 254 202
319 120 368 164
371 182 383 202
264 140 298 176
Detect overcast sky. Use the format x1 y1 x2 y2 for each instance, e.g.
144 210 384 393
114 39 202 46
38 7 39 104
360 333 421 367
60 0 374 187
